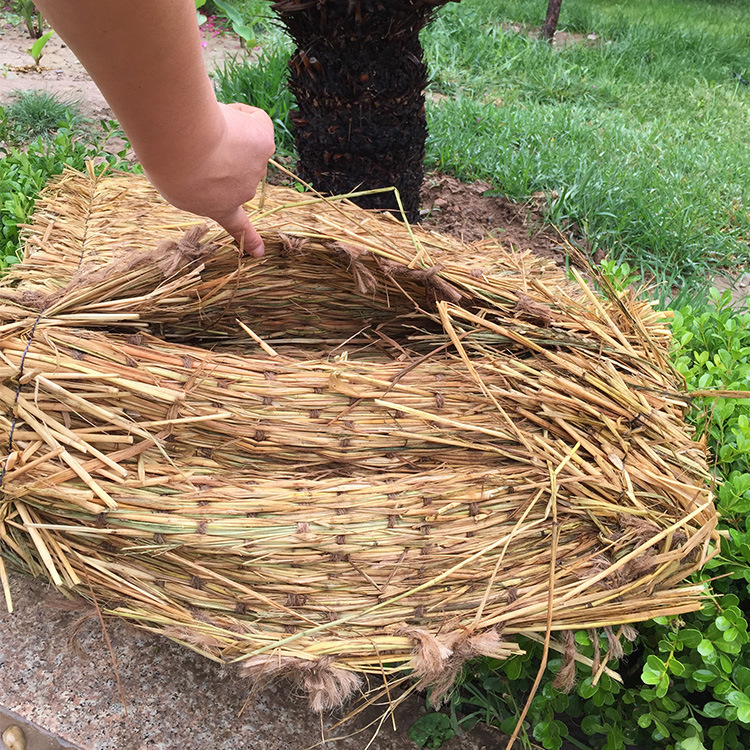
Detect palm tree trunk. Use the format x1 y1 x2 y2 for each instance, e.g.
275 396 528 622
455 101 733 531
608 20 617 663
269 0 455 223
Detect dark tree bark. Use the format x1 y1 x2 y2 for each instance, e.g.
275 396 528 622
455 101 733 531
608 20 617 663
269 0 456 223
542 0 562 42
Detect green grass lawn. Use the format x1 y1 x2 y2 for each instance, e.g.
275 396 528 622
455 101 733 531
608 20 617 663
422 0 750 302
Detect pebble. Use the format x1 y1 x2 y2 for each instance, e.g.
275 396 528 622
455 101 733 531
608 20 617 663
1 725 26 750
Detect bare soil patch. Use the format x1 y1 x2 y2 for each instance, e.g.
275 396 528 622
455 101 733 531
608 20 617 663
0 17 242 119
708 270 750 307
421 173 573 266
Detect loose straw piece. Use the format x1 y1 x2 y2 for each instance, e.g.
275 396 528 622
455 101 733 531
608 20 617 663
15 502 64 586
0 556 12 613
237 319 279 357
504 460 561 750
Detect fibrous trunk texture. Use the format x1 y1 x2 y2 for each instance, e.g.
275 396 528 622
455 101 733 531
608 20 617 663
270 0 455 222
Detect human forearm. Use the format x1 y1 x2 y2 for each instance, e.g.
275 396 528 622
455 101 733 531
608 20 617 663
36 0 221 177
35 0 275 255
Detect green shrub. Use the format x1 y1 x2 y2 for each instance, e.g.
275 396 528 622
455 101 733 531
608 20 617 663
0 127 132 268
672 292 750 477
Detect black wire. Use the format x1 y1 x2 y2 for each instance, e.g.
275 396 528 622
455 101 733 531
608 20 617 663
0 310 46 488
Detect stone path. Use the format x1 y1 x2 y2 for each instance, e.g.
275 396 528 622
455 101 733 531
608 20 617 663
0 575 500 750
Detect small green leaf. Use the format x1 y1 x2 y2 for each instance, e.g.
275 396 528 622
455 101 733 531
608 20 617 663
722 628 739 642
28 29 54 63
680 629 704 648
656 674 670 698
679 737 706 750
734 665 750 691
642 665 661 685
692 669 715 683
714 679 734 695
579 677 599 698
234 23 255 44
500 716 519 735
718 655 733 675
702 701 726 718
647 655 666 671
408 714 455 749
703 701 726 719
726 690 750 708
580 715 603 735
670 658 686 676
504 657 522 680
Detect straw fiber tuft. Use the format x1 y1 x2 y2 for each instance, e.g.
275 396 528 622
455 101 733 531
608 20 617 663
0 167 718 709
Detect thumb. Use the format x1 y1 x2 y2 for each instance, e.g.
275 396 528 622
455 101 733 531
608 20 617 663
220 206 265 257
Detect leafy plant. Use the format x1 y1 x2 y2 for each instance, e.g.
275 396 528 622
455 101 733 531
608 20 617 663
26 29 54 68
408 713 456 748
16 0 44 38
672 290 750 477
598 259 642 293
211 0 258 49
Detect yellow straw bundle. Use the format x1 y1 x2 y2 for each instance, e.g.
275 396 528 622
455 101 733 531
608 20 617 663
0 167 717 709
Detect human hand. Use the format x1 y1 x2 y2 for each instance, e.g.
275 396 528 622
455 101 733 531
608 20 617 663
144 102 275 257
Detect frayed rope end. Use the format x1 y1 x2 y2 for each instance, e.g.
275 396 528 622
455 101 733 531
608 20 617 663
240 654 362 713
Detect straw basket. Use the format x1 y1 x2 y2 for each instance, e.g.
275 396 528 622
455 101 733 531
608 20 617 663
0 167 718 709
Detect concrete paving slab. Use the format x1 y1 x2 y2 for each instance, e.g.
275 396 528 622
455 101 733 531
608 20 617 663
0 574 500 750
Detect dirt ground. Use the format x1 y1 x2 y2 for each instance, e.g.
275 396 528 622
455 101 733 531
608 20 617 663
0 17 242 119
421 173 571 265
